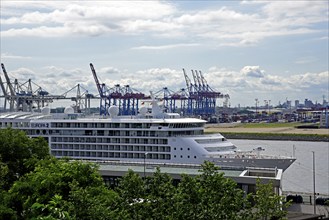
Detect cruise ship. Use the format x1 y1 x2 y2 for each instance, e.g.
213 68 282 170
0 98 295 171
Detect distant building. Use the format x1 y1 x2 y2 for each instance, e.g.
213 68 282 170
304 99 314 108
294 100 299 108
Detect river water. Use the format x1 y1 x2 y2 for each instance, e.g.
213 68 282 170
230 139 329 195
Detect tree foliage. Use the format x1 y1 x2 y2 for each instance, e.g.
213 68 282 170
8 158 117 219
31 195 72 220
0 128 50 190
253 179 289 220
113 161 287 220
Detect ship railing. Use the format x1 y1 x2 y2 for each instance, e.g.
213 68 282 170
93 160 247 171
206 153 287 160
88 160 202 169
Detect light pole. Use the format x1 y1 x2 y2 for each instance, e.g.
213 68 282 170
144 152 148 179
264 100 271 118
255 98 259 115
312 151 316 214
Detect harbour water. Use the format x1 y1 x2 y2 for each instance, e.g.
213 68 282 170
231 139 329 195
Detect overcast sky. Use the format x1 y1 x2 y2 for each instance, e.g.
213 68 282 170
0 0 328 108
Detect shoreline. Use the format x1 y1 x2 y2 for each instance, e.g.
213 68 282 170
205 124 329 142
213 132 329 142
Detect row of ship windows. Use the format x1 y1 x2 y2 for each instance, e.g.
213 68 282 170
1 122 29 128
52 123 154 129
30 130 202 138
51 137 168 145
52 130 201 137
52 151 171 160
174 147 190 151
195 138 226 144
51 122 203 129
50 144 170 152
173 155 197 159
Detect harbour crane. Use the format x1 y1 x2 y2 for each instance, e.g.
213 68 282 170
90 63 146 116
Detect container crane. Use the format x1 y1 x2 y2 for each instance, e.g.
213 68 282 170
0 75 8 110
90 63 108 115
181 68 226 117
90 63 146 116
1 63 17 111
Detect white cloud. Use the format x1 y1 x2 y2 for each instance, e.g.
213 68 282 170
295 56 317 64
7 67 36 81
1 53 32 59
1 1 327 47
204 66 328 105
131 43 199 50
99 67 120 75
1 1 177 37
262 1 327 20
240 66 265 78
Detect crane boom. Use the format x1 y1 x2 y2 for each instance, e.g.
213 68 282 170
0 75 8 97
90 63 105 98
191 70 199 90
194 70 203 91
183 68 192 94
198 71 207 90
1 63 15 96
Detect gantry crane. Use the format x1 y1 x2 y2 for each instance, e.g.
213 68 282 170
90 63 146 116
0 63 68 112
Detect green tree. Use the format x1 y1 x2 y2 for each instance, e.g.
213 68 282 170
30 195 72 220
114 169 146 219
115 167 176 220
253 179 289 220
144 167 176 219
8 158 117 219
113 161 289 219
173 174 201 219
0 128 50 190
176 161 250 220
0 161 17 219
67 183 118 220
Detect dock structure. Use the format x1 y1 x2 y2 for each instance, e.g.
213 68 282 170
90 63 147 116
1 63 229 118
181 69 225 116
90 64 230 117
0 63 97 113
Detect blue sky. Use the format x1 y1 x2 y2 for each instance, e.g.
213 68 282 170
0 0 328 108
